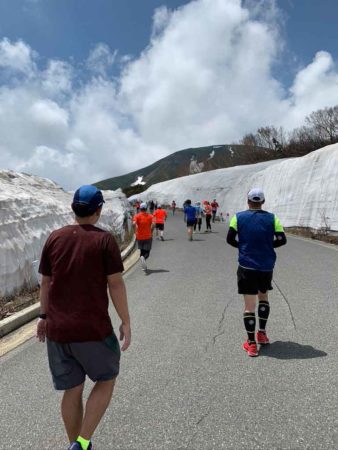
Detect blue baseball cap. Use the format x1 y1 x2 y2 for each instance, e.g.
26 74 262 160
72 185 105 210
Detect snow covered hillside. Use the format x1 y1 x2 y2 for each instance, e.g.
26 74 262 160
131 144 338 231
0 171 129 297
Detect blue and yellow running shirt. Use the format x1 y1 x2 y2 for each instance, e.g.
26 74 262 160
229 210 284 271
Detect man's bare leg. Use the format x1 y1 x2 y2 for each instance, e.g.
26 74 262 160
244 294 257 313
188 226 193 240
258 291 268 302
79 379 116 440
62 383 85 442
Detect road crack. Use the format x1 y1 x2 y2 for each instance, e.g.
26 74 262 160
205 298 236 352
185 410 211 449
273 279 297 330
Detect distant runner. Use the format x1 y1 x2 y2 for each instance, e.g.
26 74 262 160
153 204 168 241
37 185 131 450
184 199 197 241
211 199 219 223
204 201 212 232
171 200 177 215
133 202 154 273
183 200 188 222
226 188 287 357
194 201 203 232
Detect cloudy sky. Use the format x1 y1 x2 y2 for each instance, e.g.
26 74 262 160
0 0 338 189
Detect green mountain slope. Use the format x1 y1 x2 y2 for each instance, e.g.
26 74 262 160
94 144 282 194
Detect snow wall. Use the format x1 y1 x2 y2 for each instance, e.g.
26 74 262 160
0 171 130 297
131 144 338 231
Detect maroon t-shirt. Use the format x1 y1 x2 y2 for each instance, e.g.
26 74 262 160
39 224 124 343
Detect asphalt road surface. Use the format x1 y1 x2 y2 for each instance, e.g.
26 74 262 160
1 212 338 450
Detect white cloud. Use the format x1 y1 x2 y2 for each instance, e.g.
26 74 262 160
286 51 338 126
151 6 171 39
30 100 68 128
86 43 117 76
0 0 338 189
0 38 36 75
41 60 73 97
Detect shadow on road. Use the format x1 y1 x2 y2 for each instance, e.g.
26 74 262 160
191 239 205 242
259 341 327 359
146 269 170 275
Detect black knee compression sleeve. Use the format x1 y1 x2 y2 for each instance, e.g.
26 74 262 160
258 301 270 331
243 312 256 343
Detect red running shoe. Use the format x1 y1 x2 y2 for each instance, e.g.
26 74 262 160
242 340 259 357
257 331 270 345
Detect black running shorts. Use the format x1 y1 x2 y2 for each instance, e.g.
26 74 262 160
237 266 273 295
137 238 152 251
155 223 164 230
187 220 196 227
47 333 120 390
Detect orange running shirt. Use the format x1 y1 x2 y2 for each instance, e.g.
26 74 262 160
204 205 212 215
153 209 168 224
133 212 153 240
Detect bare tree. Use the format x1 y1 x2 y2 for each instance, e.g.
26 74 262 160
316 209 331 236
305 106 338 144
240 126 287 150
239 104 338 157
255 126 286 150
240 133 258 147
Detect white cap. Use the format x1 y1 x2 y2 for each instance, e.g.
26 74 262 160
140 202 148 209
247 188 265 202
157 204 162 208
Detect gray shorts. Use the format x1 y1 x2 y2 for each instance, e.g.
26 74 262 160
47 333 121 390
137 238 152 251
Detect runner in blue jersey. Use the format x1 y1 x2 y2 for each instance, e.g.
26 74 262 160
226 188 287 357
194 202 203 232
184 199 197 241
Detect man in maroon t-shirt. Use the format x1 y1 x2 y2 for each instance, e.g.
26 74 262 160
211 199 219 223
37 185 131 450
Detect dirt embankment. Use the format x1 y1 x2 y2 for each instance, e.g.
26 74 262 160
286 227 338 245
0 289 39 321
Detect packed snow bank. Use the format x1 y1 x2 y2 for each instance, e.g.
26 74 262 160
0 171 130 297
131 144 338 231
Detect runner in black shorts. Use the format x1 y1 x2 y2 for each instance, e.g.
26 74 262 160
184 199 197 241
153 204 168 241
227 188 286 357
237 266 273 295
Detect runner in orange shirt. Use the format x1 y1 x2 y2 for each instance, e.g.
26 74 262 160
152 204 168 241
133 203 154 273
204 201 212 232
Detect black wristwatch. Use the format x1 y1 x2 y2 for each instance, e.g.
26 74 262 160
39 313 47 320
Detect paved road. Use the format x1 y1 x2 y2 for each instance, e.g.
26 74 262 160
1 212 338 450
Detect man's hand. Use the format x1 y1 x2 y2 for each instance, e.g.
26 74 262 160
119 322 131 351
36 318 47 342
